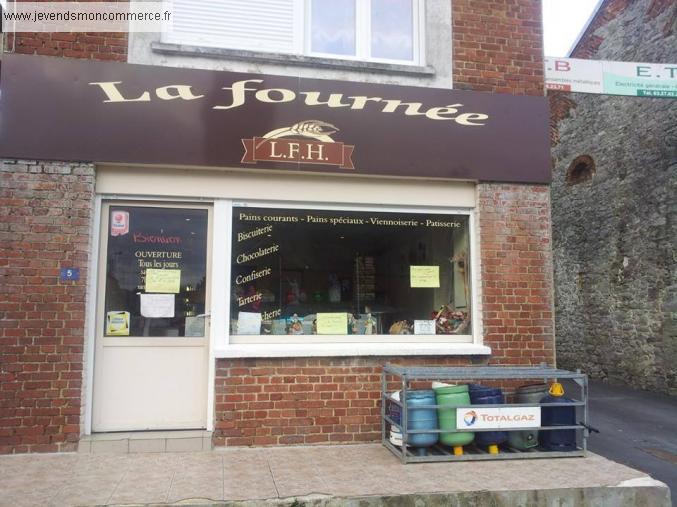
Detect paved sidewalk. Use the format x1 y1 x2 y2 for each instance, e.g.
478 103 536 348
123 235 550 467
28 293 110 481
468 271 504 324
0 444 671 506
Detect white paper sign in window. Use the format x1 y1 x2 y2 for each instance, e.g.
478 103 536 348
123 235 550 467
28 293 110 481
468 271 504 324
140 294 175 318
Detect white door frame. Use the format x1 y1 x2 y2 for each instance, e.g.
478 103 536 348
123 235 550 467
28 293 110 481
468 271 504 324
83 195 216 434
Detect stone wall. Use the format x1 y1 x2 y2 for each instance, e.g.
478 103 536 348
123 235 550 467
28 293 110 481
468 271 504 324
0 160 95 452
550 1 677 393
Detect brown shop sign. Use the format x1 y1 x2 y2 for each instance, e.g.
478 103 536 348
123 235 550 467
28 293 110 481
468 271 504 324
0 54 552 183
90 78 488 173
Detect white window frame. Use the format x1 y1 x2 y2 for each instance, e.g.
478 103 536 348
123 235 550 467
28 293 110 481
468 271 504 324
214 199 489 358
161 0 426 67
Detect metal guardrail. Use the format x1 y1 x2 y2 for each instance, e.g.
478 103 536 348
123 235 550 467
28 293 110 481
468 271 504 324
381 364 589 463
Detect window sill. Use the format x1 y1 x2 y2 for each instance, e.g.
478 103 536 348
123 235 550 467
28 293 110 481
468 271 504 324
214 342 491 358
151 42 436 77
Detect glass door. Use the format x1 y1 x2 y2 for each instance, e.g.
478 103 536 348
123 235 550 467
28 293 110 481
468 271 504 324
93 202 211 431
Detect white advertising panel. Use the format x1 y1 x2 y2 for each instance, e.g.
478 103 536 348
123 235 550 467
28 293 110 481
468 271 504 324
545 57 677 98
456 407 541 430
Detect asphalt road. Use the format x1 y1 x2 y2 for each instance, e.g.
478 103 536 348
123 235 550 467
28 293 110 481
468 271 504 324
585 380 677 504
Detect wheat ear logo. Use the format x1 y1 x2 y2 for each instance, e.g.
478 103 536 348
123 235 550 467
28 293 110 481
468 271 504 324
242 120 355 169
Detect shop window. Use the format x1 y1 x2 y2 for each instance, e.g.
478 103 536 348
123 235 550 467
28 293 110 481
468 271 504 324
566 155 595 186
103 205 209 337
163 0 423 65
229 206 473 341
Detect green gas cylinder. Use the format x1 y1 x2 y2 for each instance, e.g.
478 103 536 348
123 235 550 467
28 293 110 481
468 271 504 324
434 384 474 455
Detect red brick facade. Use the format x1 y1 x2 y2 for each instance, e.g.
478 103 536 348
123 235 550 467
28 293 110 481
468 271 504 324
478 183 554 365
214 357 468 447
6 33 128 61
548 92 577 146
1 7 122 453
4 0 128 61
0 161 95 453
452 0 544 96
1 0 555 453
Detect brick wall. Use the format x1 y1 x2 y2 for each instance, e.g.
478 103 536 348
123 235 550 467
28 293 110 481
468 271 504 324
214 357 470 447
450 2 553 367
478 183 555 365
6 32 128 61
0 160 95 453
548 92 578 146
4 0 128 61
452 0 544 96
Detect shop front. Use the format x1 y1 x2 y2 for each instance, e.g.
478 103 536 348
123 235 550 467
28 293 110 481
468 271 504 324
0 54 553 444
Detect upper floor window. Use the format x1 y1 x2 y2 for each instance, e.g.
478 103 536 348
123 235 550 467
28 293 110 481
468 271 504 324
163 0 424 65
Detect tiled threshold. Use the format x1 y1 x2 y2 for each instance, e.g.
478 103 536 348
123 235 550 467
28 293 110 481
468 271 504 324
78 430 212 454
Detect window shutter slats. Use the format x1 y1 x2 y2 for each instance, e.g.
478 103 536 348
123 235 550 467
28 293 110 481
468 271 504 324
164 0 298 53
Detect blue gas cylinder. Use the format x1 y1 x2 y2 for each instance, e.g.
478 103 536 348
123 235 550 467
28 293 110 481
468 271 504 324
539 382 577 451
405 390 439 451
469 384 508 449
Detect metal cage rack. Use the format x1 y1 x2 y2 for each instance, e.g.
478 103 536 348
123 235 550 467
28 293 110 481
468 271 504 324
381 364 589 463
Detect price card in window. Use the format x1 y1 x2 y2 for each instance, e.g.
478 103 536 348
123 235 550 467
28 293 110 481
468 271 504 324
414 320 436 335
237 312 262 335
316 313 348 335
410 266 440 288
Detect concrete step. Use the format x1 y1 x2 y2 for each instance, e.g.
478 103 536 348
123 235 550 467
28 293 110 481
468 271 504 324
78 430 213 453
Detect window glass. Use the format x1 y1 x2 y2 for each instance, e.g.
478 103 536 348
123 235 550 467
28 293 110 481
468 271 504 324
371 0 414 60
311 0 356 56
104 206 208 337
230 207 472 338
165 0 420 64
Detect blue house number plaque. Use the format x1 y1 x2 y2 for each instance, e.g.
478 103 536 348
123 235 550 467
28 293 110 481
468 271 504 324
60 268 80 282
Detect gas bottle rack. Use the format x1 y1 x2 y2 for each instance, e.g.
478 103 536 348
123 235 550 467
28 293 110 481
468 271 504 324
381 364 588 463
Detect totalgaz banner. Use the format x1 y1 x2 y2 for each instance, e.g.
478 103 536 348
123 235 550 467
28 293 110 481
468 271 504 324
456 407 542 430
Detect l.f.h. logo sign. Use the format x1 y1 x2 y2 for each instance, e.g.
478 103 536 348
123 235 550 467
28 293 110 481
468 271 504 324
242 120 355 170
